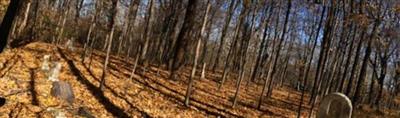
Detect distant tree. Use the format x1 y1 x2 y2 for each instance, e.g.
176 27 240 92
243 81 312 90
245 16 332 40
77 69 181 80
258 0 292 109
250 2 275 83
212 0 237 72
309 1 337 116
140 0 154 66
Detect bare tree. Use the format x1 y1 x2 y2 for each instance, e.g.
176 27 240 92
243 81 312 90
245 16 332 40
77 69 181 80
99 0 119 90
258 0 292 109
168 0 198 80
212 0 237 72
185 0 211 106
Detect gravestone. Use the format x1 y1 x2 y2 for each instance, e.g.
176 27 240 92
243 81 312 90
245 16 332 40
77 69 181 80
49 62 62 82
48 62 75 104
51 81 75 104
47 107 66 118
65 39 74 51
41 55 50 73
316 92 352 118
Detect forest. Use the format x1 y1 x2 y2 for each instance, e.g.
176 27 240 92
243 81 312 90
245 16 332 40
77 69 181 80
0 0 399 117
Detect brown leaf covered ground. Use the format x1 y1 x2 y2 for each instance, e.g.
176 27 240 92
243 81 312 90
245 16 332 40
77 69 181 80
0 42 398 118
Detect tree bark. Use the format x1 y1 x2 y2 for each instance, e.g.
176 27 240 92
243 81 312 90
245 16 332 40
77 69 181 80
212 0 236 72
185 0 210 106
353 19 380 105
140 0 154 63
258 0 292 109
15 0 31 37
218 1 247 90
168 0 198 80
99 0 118 90
250 4 274 83
0 0 21 53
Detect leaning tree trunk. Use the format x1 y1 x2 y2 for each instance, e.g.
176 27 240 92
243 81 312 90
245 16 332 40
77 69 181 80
140 0 154 64
250 4 274 83
15 0 31 38
297 6 326 116
0 0 21 53
258 0 292 109
344 32 364 96
337 26 357 92
309 2 336 116
212 0 236 72
218 3 246 90
232 1 253 107
185 0 210 106
99 0 118 90
168 0 198 80
353 19 380 105
81 13 96 63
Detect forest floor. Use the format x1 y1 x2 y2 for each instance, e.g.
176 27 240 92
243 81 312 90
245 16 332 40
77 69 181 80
0 42 398 118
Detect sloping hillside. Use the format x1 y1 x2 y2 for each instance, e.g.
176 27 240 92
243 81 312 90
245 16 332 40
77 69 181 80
0 42 398 118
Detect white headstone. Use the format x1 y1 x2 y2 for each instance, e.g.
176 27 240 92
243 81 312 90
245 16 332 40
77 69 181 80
49 62 62 82
316 92 353 118
47 108 66 118
42 55 50 72
66 39 74 51
51 81 75 104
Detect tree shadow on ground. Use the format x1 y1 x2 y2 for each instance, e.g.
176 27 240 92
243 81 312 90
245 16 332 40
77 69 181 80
92 53 285 117
107 62 244 117
28 68 39 106
0 53 19 78
18 58 40 106
57 48 130 118
79 61 150 117
80 48 287 117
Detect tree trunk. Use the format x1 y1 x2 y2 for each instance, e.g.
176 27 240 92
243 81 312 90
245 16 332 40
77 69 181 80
140 0 154 64
368 54 378 105
345 30 365 96
250 4 274 83
353 19 380 105
297 6 326 116
168 0 198 80
16 0 31 37
0 0 21 53
81 12 96 63
56 1 70 45
258 0 292 109
129 47 141 79
232 1 253 107
218 1 246 90
309 2 336 116
212 0 236 72
338 26 357 92
99 0 118 90
185 0 210 106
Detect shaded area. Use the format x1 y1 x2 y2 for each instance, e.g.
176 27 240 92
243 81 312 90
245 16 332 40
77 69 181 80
57 48 130 118
107 62 242 117
28 68 39 105
0 52 19 78
88 50 285 117
80 61 151 117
